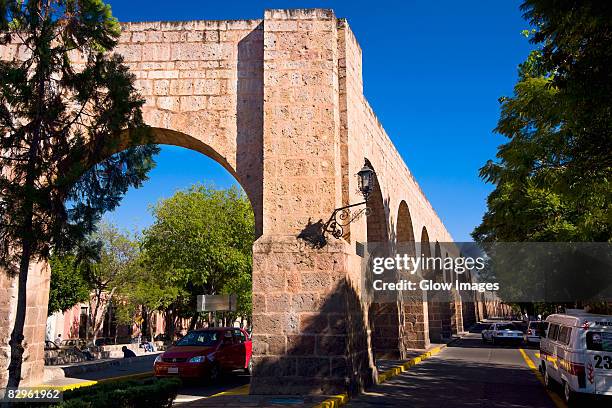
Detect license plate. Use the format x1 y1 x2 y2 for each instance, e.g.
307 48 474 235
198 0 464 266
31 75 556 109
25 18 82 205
167 367 179 374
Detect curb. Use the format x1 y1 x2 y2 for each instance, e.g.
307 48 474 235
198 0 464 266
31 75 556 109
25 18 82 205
35 371 154 392
313 340 455 408
46 353 160 379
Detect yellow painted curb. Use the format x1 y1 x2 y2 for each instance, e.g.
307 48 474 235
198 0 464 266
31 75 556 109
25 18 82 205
312 344 448 408
315 393 349 408
518 348 566 408
205 383 250 398
34 371 154 392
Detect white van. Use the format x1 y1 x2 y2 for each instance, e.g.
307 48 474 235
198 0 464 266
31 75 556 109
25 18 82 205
540 311 612 404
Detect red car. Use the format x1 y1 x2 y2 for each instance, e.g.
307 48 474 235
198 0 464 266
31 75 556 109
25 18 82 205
154 327 252 380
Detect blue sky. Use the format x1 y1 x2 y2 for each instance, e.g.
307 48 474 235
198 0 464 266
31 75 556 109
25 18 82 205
104 0 532 241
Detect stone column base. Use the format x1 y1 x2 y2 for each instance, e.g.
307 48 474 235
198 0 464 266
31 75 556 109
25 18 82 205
0 262 51 388
250 235 376 395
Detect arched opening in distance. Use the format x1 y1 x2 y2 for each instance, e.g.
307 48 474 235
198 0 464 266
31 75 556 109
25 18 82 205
365 162 402 359
396 201 425 351
396 201 416 259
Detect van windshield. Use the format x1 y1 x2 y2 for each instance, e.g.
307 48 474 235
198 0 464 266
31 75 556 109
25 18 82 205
586 331 612 352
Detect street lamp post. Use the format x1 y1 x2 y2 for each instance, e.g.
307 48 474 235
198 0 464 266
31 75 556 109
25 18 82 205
322 161 375 239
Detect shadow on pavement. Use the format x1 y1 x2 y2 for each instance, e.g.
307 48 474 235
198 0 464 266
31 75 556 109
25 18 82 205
347 358 556 408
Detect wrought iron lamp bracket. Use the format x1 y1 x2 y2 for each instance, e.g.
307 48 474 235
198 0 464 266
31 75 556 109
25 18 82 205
323 200 370 239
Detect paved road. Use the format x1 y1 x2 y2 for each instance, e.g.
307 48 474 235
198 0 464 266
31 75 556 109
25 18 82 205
346 332 557 408
174 372 250 405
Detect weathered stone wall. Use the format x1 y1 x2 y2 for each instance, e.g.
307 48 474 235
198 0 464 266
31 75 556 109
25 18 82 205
117 18 265 235
337 17 457 354
0 263 50 387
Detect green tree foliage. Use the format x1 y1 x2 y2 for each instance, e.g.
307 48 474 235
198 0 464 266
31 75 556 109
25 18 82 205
142 185 255 325
0 1 158 387
115 250 184 341
473 1 611 243
48 256 90 316
80 222 139 341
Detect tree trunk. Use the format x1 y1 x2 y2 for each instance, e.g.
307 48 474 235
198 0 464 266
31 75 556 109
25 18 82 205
89 287 115 343
164 308 175 341
6 44 44 387
188 313 198 331
6 239 32 390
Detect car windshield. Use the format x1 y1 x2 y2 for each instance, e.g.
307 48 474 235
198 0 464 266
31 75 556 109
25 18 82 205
496 324 516 331
176 331 219 346
530 322 547 331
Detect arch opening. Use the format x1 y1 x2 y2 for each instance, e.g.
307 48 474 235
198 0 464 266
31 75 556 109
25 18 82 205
51 129 259 369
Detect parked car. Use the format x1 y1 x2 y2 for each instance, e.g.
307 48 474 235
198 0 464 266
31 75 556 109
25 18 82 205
482 322 523 345
44 340 60 351
540 311 612 405
524 321 548 345
154 327 252 380
94 337 116 346
61 338 88 349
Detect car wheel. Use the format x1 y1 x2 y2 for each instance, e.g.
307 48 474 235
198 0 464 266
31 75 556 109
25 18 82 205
481 335 486 343
244 358 253 375
209 363 220 382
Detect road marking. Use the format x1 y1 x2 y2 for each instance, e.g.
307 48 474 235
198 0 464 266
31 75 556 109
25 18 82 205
33 371 154 392
518 348 566 408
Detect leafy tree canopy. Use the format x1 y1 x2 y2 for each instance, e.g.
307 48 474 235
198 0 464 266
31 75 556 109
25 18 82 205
142 184 255 318
48 255 90 316
473 0 611 243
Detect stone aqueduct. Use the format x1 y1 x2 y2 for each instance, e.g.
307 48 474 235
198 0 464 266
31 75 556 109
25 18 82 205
0 9 484 393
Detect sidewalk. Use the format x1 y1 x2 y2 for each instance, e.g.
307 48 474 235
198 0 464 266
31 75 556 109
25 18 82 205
40 353 160 389
177 387 331 408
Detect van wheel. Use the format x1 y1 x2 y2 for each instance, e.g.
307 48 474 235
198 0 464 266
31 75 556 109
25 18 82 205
563 381 575 405
544 369 553 389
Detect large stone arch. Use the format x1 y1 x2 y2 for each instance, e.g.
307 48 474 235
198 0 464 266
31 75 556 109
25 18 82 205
87 127 263 236
1 9 460 394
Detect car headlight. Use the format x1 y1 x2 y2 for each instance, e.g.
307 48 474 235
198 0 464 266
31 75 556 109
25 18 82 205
154 355 162 364
188 355 206 363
